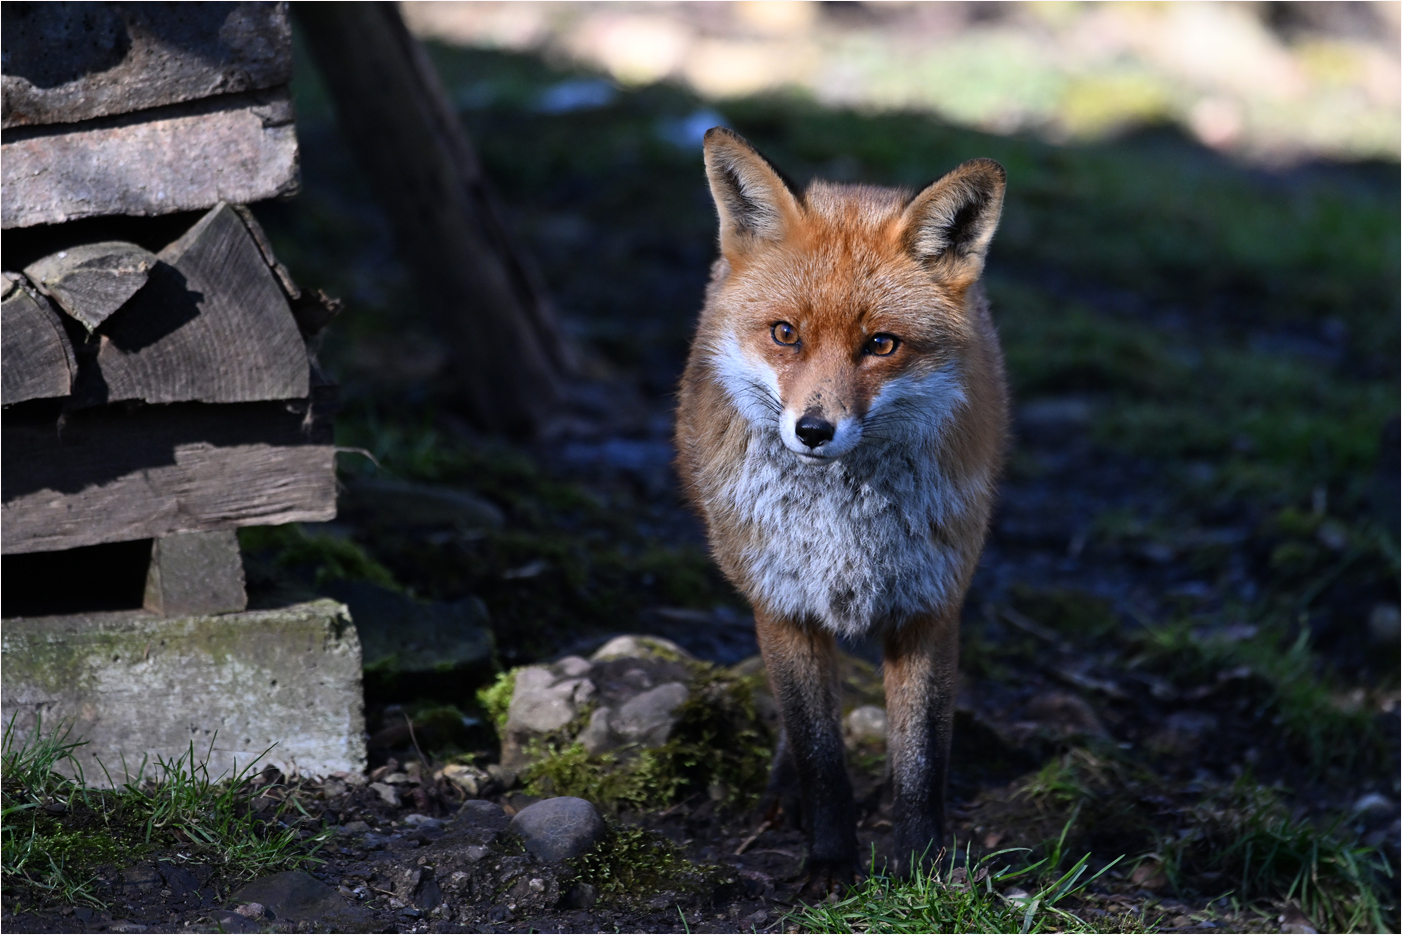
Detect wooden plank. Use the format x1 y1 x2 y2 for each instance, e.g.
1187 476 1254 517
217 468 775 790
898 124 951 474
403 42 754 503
74 203 310 407
1 280 76 405
1 398 336 555
144 530 248 617
2 3 292 129
23 241 157 332
1 89 299 229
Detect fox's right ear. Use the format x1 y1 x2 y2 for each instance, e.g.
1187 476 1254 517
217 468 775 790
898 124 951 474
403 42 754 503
703 127 803 260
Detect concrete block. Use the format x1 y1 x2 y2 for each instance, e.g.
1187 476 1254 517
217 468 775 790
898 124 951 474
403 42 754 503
1 599 366 783
144 530 248 617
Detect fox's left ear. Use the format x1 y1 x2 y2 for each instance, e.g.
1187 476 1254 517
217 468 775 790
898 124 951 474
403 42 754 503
900 158 1006 287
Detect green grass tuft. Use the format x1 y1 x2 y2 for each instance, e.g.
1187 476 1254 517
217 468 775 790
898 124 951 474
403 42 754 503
1006 749 1394 932
1161 779 1394 934
477 670 517 734
1131 622 1383 774
789 842 1144 934
2 719 330 911
2 716 104 907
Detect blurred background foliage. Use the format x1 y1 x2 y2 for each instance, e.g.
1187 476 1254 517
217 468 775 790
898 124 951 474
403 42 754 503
254 0 1398 677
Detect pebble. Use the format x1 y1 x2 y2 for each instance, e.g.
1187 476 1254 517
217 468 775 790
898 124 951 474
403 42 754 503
370 781 401 807
403 813 445 831
509 797 607 862
590 634 690 662
845 705 888 744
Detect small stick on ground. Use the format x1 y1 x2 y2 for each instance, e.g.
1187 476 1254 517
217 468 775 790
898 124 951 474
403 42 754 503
658 794 700 819
735 818 774 856
403 713 429 769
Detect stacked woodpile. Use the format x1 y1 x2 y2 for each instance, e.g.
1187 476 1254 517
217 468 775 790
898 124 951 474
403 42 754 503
2 2 336 614
1 2 365 779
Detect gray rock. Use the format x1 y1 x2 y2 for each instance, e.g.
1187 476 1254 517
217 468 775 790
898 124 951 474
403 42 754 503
590 634 690 662
486 763 518 790
611 682 690 747
578 706 617 755
567 881 597 909
509 797 607 862
845 705 889 745
554 654 593 678
323 579 493 694
507 669 586 734
499 635 704 770
403 813 444 831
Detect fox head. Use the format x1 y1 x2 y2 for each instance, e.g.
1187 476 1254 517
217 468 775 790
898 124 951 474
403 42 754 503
698 127 1005 462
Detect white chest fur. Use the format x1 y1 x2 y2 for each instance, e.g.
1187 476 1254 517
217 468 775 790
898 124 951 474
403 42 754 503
714 427 973 638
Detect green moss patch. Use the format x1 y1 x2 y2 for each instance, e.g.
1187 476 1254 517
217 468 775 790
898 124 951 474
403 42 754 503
517 661 772 812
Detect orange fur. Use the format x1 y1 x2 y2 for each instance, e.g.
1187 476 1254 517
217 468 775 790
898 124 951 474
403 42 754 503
676 127 1009 880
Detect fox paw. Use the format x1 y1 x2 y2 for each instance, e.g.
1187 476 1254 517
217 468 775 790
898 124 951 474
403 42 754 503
798 859 859 901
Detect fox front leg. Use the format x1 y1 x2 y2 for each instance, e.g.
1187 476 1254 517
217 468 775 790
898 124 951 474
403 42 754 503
753 610 858 890
883 610 960 874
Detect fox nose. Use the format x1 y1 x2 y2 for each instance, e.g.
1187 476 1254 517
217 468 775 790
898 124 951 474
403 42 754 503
795 415 835 449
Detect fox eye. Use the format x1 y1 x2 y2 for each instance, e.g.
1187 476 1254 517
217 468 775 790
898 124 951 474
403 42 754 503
865 333 900 356
772 322 799 346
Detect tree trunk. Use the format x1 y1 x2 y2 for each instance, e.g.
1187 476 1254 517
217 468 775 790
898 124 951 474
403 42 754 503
294 2 572 435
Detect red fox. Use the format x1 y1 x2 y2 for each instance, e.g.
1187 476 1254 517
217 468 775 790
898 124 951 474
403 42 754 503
676 128 1008 890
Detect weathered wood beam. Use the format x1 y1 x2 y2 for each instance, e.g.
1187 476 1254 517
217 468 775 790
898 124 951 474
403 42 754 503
1 89 299 229
2 397 336 555
144 530 248 617
1 2 292 129
1 279 76 405
296 3 573 435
